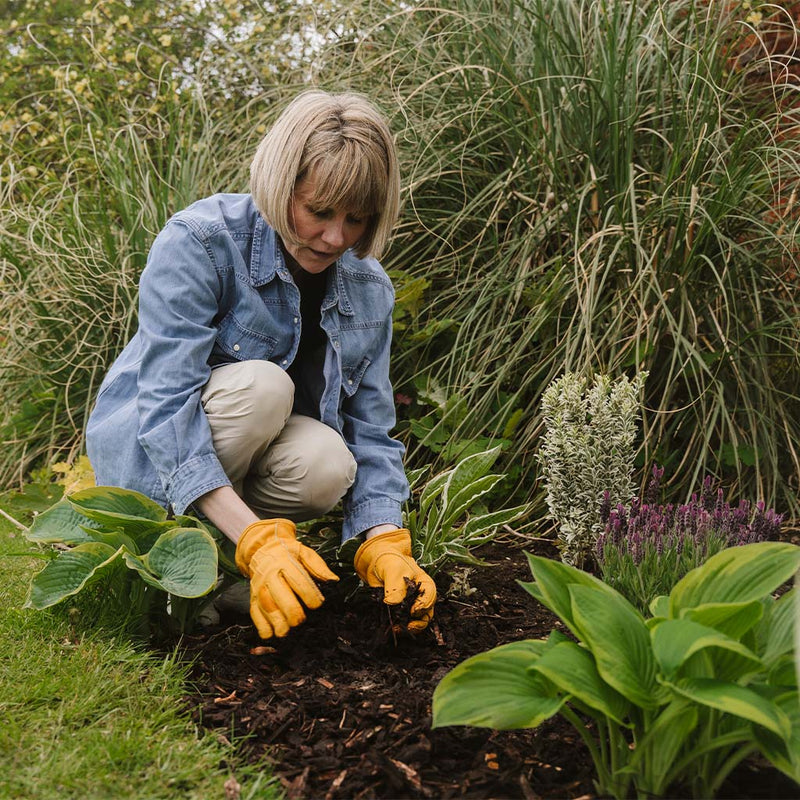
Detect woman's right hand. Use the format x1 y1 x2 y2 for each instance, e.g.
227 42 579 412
235 518 339 639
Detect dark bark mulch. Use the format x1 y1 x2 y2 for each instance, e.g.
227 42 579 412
179 537 797 799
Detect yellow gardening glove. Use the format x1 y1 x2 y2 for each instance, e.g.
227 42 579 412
235 518 338 640
353 529 436 632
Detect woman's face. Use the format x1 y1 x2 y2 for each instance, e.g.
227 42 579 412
284 176 370 274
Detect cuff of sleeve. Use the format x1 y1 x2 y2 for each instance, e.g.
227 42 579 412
342 498 403 543
164 453 232 515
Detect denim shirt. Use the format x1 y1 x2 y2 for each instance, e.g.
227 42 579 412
85 193 409 541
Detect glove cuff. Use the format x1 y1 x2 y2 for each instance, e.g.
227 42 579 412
353 528 412 582
235 518 297 576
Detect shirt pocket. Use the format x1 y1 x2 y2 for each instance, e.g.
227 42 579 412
342 356 371 396
215 311 278 361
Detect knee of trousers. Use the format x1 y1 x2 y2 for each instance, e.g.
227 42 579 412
202 360 294 441
270 431 357 518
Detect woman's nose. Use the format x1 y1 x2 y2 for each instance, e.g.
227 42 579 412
321 217 346 248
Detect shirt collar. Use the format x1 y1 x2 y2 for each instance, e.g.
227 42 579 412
252 215 354 316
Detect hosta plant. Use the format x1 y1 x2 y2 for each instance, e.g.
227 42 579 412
403 445 531 575
433 542 800 799
24 486 231 634
537 372 646 568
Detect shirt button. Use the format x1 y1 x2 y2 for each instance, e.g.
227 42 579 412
281 359 288 366
333 340 339 348
233 344 240 352
293 317 299 324
347 379 353 385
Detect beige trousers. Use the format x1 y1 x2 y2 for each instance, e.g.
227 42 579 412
201 360 356 521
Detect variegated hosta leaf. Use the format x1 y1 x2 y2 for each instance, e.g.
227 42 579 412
122 528 218 598
68 486 176 536
25 542 124 609
433 639 563 730
26 499 100 544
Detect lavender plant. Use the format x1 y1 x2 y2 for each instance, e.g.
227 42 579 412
537 372 646 568
595 467 784 613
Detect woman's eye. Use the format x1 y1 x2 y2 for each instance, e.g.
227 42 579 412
347 215 364 225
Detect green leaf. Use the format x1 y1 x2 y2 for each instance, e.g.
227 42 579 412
433 640 564 729
623 701 698 794
418 470 448 516
122 528 217 598
752 691 800 783
83 527 140 554
529 639 630 724
651 619 763 678
569 584 660 708
25 542 123 609
684 600 764 640
442 445 502 507
68 486 175 536
649 595 670 617
523 553 620 636
667 677 792 739
761 590 797 667
669 543 800 615
25 499 99 544
69 486 168 521
440 473 503 531
462 504 530 539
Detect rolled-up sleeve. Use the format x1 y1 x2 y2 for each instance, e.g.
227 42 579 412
135 220 231 514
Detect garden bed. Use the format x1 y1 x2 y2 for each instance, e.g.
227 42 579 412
181 537 797 799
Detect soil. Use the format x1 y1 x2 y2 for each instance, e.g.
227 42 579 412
180 536 798 800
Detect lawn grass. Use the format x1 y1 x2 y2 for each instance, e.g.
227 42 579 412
0 515 278 800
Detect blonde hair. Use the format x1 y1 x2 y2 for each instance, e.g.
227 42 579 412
250 90 400 260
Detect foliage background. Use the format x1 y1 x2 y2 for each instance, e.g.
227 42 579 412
2 0 799 520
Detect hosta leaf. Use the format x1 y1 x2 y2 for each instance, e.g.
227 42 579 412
667 677 792 739
25 499 100 544
570 584 660 708
670 543 800 615
68 486 174 536
122 528 217 598
69 486 168 520
623 701 698 792
760 590 797 667
529 639 630 724
683 600 764 640
25 543 123 609
82 527 139 554
442 446 502 507
752 691 800 782
649 595 670 618
522 554 619 636
433 639 563 730
650 619 762 678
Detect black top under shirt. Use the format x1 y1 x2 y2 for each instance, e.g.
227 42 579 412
286 260 328 415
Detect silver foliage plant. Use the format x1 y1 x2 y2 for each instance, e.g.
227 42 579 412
538 372 647 567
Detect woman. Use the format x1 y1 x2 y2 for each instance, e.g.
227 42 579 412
86 90 435 640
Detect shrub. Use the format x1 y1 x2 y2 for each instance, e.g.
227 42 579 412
537 372 646 567
432 541 800 798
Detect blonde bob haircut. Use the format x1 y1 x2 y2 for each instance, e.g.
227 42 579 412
250 90 400 261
